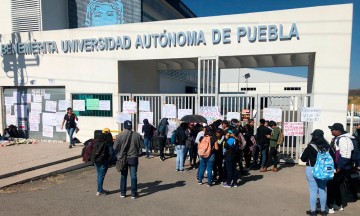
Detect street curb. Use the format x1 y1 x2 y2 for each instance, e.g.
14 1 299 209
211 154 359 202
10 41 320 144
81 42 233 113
1 162 93 189
0 155 82 180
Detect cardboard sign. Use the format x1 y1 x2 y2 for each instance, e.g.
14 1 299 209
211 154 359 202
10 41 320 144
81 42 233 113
263 108 282 122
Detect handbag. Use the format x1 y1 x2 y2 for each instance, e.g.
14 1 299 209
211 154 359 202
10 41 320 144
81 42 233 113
116 131 133 172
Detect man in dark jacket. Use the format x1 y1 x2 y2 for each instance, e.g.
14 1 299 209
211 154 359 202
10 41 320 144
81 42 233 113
157 118 169 161
113 120 141 199
257 119 272 172
142 119 156 159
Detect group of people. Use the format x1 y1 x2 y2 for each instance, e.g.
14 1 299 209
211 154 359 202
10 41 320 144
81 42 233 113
301 123 359 215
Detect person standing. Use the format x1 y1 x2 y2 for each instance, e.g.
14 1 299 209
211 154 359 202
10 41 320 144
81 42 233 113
301 129 335 216
92 129 112 196
175 122 188 172
61 107 78 149
142 119 156 159
327 123 354 213
157 118 169 161
267 121 280 172
113 120 141 199
257 119 272 172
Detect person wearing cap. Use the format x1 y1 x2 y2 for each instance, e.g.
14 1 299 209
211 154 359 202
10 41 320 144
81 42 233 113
327 123 355 212
301 129 335 216
92 129 113 196
113 120 142 199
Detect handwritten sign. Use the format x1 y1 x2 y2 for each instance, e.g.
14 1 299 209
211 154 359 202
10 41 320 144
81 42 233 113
137 123 144 136
45 100 57 112
73 100 85 111
178 109 193 120
139 112 154 124
284 122 304 136
263 108 282 122
99 100 111 111
301 107 321 122
199 106 220 123
139 101 150 112
123 101 137 114
163 104 177 118
227 112 240 121
117 112 131 123
58 100 69 111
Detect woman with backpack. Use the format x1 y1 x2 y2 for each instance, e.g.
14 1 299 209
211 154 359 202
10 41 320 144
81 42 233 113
301 129 336 216
91 129 112 196
197 126 219 187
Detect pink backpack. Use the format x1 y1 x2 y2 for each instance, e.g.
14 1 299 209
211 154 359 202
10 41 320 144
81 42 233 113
198 136 212 158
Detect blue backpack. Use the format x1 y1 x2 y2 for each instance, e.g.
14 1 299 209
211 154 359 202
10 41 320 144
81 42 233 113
170 129 178 144
311 144 335 181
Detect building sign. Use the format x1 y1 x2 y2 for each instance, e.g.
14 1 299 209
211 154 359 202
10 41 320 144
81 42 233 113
0 23 299 55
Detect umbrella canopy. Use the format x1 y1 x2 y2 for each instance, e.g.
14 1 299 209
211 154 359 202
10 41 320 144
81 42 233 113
180 115 207 123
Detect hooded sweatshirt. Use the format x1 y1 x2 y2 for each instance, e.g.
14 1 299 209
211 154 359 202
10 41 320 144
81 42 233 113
142 119 156 139
334 133 354 170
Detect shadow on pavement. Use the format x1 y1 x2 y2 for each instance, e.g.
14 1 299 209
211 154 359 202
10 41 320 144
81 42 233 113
239 175 263 186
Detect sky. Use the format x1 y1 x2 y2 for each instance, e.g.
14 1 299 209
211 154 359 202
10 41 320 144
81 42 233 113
181 0 359 89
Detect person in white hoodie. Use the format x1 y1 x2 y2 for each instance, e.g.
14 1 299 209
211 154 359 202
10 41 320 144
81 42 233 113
327 123 354 213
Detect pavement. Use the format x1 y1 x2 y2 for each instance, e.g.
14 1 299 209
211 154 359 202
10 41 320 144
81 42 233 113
0 153 359 216
0 141 86 188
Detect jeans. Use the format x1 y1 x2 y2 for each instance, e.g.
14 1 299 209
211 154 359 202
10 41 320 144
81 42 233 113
236 150 244 172
267 147 278 168
261 146 269 167
120 164 138 197
144 137 151 158
225 154 237 185
183 146 193 166
198 153 215 185
159 137 166 158
66 127 75 145
176 145 185 171
95 160 108 193
213 151 224 181
306 166 327 212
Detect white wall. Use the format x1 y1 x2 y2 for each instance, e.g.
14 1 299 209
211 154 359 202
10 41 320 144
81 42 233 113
0 4 353 142
0 0 12 34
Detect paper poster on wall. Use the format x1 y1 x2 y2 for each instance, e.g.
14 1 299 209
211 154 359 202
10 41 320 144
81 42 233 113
33 95 42 103
55 112 66 132
41 89 45 96
199 106 221 123
241 109 251 121
99 100 111 111
29 123 39 132
167 120 178 138
73 100 85 111
227 112 240 121
24 94 32 103
263 108 282 122
13 105 28 118
178 109 193 120
284 122 304 136
58 100 69 111
137 123 144 136
43 125 54 138
6 115 17 126
163 104 177 118
123 101 137 114
301 107 321 122
42 112 57 126
5 97 14 106
29 112 41 124
44 94 51 100
117 112 131 124
45 100 57 112
31 102 42 113
86 99 99 110
139 112 154 124
5 106 11 115
139 101 150 112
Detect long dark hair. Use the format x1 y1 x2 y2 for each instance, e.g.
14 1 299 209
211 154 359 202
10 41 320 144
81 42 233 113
310 135 329 152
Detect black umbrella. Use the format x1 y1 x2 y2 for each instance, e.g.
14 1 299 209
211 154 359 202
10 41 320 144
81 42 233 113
180 115 207 123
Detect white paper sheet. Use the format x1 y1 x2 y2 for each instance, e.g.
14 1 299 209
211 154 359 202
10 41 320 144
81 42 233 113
263 108 283 122
6 115 17 126
163 104 177 118
42 112 57 126
4 97 14 106
301 107 321 122
5 105 12 115
227 112 240 121
29 123 39 131
55 112 66 132
167 120 178 138
58 100 69 111
99 100 111 111
29 112 40 124
31 102 42 113
122 101 137 114
117 112 131 123
178 109 193 120
42 125 54 138
139 112 153 124
199 106 221 123
44 94 51 100
137 123 144 136
139 101 150 112
45 100 57 112
73 100 85 111
284 122 304 136
33 95 43 103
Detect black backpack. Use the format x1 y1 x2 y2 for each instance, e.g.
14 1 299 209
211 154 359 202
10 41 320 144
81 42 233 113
91 141 108 164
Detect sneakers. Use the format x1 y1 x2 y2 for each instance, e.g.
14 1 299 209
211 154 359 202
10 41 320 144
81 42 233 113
68 145 72 149
305 210 317 216
160 157 165 161
223 183 231 188
260 167 267 172
327 208 335 214
334 205 344 211
272 167 278 172
206 184 211 187
198 181 203 185
120 194 126 198
96 190 108 196
131 194 139 199
179 170 185 172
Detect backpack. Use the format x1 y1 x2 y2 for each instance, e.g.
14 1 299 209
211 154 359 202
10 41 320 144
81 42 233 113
277 129 284 145
157 121 167 135
225 137 238 155
91 141 108 164
198 136 212 158
311 144 335 181
170 129 178 144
